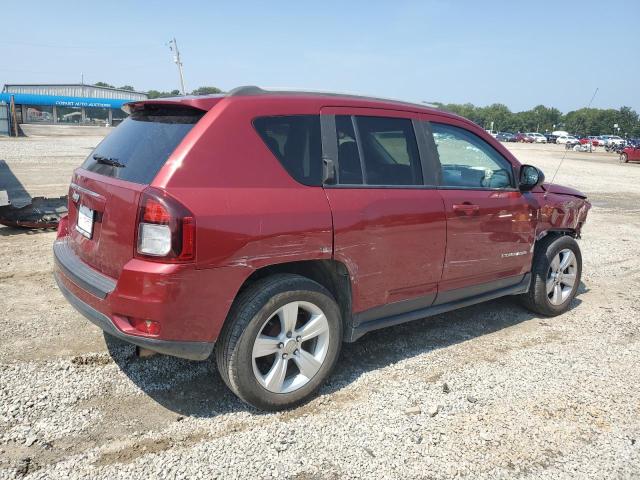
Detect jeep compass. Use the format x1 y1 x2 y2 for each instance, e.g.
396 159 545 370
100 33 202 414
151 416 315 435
53 86 591 410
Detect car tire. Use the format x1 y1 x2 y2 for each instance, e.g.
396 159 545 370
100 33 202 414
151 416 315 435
520 235 582 317
621 153 628 163
216 274 342 411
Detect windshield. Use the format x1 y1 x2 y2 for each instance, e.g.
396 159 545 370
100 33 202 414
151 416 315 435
81 105 204 184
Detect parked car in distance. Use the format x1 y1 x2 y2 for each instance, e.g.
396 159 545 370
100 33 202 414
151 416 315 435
544 133 558 144
556 135 580 145
552 130 569 137
496 132 517 142
526 133 547 143
515 132 534 143
600 135 625 146
53 86 591 410
580 137 599 146
620 144 640 163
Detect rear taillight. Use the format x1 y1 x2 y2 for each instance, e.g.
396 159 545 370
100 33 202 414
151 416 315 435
135 188 195 262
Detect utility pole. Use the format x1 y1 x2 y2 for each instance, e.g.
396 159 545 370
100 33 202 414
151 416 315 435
168 38 186 95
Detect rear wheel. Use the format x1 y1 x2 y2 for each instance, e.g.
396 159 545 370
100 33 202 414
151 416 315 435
216 274 342 410
621 153 628 163
520 235 582 316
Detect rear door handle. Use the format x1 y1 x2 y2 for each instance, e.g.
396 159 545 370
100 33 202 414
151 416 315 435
452 203 480 216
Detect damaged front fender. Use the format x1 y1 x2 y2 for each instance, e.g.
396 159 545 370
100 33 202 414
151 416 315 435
534 191 591 238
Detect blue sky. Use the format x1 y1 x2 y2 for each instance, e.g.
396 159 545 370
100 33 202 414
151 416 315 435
1 0 638 112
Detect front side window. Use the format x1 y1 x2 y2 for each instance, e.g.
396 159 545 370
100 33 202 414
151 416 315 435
431 123 514 189
334 115 422 186
253 115 322 186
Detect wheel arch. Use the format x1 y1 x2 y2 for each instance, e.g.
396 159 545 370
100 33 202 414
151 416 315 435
231 259 354 341
534 229 580 258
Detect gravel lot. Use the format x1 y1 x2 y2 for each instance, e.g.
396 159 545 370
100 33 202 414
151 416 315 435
1 131 639 479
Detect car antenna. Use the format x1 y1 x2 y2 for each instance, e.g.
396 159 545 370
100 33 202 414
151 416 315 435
545 87 599 198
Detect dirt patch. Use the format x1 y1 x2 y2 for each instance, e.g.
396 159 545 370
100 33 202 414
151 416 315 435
71 353 114 366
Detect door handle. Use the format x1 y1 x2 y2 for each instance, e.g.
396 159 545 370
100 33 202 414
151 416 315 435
452 203 480 216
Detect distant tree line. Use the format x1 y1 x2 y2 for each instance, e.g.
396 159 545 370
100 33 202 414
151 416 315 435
92 82 222 99
432 102 640 138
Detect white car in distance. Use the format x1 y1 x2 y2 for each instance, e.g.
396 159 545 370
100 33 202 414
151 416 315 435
600 135 625 146
526 132 547 143
556 135 580 145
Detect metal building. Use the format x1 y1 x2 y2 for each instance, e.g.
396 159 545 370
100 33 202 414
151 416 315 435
0 83 148 126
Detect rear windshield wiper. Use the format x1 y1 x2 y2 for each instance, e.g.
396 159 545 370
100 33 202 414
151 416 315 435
93 154 125 168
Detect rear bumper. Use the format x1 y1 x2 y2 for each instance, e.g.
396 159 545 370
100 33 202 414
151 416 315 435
54 272 214 360
53 237 217 360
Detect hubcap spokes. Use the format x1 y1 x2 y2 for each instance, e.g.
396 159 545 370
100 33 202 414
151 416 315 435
252 301 330 394
546 249 578 305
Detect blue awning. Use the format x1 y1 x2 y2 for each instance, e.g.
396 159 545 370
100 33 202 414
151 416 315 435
0 93 133 109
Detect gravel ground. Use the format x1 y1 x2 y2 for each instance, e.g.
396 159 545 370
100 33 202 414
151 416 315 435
1 134 639 479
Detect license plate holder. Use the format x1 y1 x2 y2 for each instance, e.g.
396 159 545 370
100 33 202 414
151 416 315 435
76 205 94 239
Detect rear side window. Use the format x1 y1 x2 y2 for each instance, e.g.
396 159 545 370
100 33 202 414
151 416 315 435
356 116 422 186
81 105 204 184
334 115 422 186
336 115 363 184
253 115 322 186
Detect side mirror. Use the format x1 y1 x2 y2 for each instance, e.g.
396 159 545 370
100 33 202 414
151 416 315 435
519 164 545 191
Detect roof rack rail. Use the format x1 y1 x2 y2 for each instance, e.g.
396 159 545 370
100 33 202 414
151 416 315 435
226 85 440 112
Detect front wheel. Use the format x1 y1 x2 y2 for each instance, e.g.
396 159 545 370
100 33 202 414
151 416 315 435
520 235 582 316
620 153 628 163
216 274 342 411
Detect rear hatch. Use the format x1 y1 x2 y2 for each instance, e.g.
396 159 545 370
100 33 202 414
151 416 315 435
67 104 205 278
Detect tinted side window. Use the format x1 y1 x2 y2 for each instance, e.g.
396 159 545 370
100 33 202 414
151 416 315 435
431 123 514 189
253 115 322 186
356 116 423 186
336 115 363 184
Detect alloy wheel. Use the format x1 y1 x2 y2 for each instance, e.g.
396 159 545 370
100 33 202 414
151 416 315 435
252 301 330 394
546 248 578 305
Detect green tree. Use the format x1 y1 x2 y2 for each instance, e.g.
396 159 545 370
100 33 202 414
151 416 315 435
478 103 512 132
617 106 639 137
147 89 181 99
94 81 115 88
434 101 640 137
190 86 223 95
118 85 135 91
530 105 562 132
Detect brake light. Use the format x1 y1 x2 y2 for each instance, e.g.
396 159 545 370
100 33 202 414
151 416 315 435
135 188 195 262
143 199 171 224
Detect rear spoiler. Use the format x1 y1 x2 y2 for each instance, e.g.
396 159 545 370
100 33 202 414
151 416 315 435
122 95 223 114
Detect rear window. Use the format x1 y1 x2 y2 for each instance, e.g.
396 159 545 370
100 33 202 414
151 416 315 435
81 105 204 184
253 115 322 186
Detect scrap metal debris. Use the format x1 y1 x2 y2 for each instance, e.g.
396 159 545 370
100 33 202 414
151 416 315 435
0 192 67 229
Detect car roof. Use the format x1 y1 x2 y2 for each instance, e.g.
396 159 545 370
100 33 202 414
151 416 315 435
125 85 466 122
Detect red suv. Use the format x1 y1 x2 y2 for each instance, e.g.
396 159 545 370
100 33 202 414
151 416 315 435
54 87 591 410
